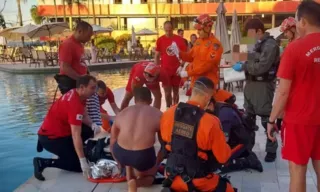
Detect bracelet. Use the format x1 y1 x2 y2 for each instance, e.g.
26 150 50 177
268 120 275 124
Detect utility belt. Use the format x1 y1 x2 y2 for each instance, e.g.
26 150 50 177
54 74 77 95
246 72 276 82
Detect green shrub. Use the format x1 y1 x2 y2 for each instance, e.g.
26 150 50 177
95 35 117 52
115 33 131 47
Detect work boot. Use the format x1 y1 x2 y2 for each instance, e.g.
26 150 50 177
219 158 247 174
247 152 263 172
264 152 277 162
33 157 46 181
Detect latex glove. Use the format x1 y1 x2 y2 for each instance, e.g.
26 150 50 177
176 66 183 75
79 158 90 178
232 62 243 72
180 71 188 78
183 80 190 90
91 123 101 135
171 42 180 58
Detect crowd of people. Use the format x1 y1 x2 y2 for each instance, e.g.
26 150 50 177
32 1 320 192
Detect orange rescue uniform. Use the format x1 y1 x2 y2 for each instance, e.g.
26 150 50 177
215 89 233 103
179 35 223 89
160 101 234 192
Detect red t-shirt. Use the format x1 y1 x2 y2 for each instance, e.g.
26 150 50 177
59 36 87 76
156 35 188 76
99 87 115 113
38 89 86 138
277 33 320 125
132 62 170 87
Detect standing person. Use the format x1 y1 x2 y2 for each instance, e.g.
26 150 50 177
55 21 93 94
120 61 171 110
268 1 320 191
232 18 280 162
111 87 163 192
154 21 188 107
90 39 98 63
33 75 97 181
160 77 236 192
189 33 197 50
280 17 299 43
176 14 223 92
177 28 189 47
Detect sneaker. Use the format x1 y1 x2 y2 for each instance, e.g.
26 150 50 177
264 152 276 162
247 153 263 172
33 157 45 181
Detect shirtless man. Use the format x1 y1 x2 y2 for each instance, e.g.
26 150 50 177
110 87 163 192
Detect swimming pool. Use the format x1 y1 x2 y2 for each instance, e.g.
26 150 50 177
0 69 130 192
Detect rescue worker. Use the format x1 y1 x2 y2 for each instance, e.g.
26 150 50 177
120 61 171 110
232 18 280 162
33 75 98 181
206 98 263 173
54 21 93 94
155 21 188 106
160 77 236 192
215 89 236 105
175 14 223 91
280 17 299 43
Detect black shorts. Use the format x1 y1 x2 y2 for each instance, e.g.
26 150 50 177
113 142 156 172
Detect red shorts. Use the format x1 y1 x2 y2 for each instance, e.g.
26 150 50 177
169 75 181 87
281 122 320 165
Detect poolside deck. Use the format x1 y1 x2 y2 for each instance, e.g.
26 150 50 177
0 59 148 74
15 88 318 192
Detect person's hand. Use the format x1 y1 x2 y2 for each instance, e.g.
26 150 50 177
232 62 243 72
180 71 188 78
267 122 279 142
176 66 183 75
91 123 101 135
171 42 180 58
79 158 90 178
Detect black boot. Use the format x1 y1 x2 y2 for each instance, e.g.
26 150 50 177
264 152 277 162
247 152 263 172
33 157 46 181
219 158 248 174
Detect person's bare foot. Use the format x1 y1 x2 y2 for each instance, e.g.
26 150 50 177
128 179 137 192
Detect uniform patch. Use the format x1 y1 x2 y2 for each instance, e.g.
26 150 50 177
173 121 194 139
213 43 220 51
205 41 212 47
76 114 83 121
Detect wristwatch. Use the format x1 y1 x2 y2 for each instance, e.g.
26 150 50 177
268 120 275 124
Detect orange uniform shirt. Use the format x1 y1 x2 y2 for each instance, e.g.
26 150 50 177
179 35 223 89
160 101 234 192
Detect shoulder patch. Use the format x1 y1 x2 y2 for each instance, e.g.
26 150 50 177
76 114 83 121
213 43 220 51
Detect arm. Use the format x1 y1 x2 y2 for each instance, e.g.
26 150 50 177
187 42 223 76
242 40 279 76
82 107 93 127
110 115 120 154
71 125 85 158
110 103 120 115
211 120 231 164
106 88 120 115
179 48 194 63
61 63 82 80
154 51 160 65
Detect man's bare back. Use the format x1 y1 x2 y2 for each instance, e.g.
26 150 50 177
116 103 162 150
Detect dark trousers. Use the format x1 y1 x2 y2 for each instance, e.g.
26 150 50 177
54 74 77 95
38 124 93 172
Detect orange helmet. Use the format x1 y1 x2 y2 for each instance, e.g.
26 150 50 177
143 62 160 82
194 14 214 30
280 17 296 32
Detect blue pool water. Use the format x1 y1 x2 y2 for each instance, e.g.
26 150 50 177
0 69 130 192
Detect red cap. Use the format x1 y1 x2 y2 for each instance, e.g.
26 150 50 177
193 14 214 30
143 62 160 82
280 17 296 32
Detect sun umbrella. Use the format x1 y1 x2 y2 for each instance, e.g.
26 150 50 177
11 24 38 39
230 10 241 50
214 1 231 54
0 27 20 40
27 22 69 39
92 24 113 34
135 28 157 36
266 26 283 39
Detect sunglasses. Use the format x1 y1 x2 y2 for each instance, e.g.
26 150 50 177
144 72 155 78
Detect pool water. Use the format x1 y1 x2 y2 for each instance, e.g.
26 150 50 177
0 69 130 192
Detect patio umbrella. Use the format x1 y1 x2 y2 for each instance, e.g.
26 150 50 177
131 26 137 45
27 22 69 39
230 10 241 50
135 28 158 36
92 24 113 34
214 1 231 54
0 27 20 41
11 24 38 39
266 26 282 39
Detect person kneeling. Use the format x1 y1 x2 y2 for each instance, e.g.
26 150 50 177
33 75 99 181
160 77 236 192
206 98 263 173
110 87 164 192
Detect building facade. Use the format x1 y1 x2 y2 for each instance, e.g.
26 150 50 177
36 0 314 40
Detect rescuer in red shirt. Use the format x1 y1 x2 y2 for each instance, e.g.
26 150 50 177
155 21 188 107
55 21 93 94
120 61 171 110
33 75 97 181
267 1 320 191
